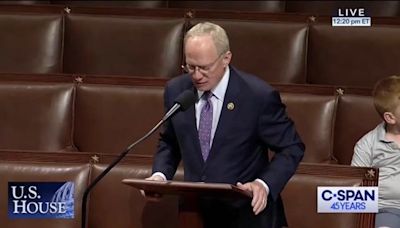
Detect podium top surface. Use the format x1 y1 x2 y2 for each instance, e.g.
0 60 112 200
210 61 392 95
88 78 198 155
122 179 252 198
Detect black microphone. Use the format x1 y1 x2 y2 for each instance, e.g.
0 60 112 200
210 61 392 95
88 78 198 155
163 89 198 121
81 89 196 228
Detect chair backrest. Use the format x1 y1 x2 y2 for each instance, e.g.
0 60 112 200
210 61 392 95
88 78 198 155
0 82 74 151
282 92 337 163
73 84 164 154
333 94 381 164
51 1 167 8
189 19 308 84
169 1 285 12
307 23 400 87
0 13 63 74
64 14 185 78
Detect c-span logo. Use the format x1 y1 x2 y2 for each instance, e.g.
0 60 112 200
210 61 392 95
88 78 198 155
317 186 378 213
8 182 74 219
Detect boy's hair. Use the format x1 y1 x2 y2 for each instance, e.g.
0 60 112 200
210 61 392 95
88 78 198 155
373 75 400 118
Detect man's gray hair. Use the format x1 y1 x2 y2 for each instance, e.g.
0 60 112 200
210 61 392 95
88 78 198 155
184 22 230 55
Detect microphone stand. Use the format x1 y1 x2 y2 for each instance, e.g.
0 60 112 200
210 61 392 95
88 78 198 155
81 117 167 228
80 88 196 228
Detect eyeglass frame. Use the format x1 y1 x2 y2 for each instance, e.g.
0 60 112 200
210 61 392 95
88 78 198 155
182 52 226 74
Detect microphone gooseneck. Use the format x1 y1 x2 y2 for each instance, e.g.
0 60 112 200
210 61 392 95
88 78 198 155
81 89 196 228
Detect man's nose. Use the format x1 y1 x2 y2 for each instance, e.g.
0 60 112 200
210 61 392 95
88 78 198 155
191 68 203 79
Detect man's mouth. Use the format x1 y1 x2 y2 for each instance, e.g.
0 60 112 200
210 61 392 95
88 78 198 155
195 81 207 85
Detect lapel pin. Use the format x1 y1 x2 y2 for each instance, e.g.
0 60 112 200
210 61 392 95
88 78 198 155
227 102 235 110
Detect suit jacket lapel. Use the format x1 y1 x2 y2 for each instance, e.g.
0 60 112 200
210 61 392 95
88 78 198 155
210 68 242 157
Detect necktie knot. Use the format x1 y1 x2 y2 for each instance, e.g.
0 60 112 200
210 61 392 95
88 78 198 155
202 91 213 101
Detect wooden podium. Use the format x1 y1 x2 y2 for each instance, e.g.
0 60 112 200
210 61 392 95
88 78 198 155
122 179 252 228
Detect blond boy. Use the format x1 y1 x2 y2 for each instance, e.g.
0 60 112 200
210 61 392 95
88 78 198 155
352 75 400 228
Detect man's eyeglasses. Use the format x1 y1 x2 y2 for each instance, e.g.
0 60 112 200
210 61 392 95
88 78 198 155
182 53 224 74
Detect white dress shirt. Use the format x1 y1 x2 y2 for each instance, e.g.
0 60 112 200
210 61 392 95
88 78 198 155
195 65 230 147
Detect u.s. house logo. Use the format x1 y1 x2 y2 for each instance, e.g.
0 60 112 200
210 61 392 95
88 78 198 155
317 186 378 213
8 182 74 219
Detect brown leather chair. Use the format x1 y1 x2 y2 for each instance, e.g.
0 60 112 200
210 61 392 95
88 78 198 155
0 1 51 5
73 84 164 154
281 92 337 163
50 1 167 8
189 19 308 84
168 1 285 13
63 14 185 78
307 23 400 87
0 13 63 74
0 82 75 151
333 94 381 164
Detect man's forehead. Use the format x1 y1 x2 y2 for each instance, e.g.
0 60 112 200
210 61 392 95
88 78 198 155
185 36 217 54
186 35 213 46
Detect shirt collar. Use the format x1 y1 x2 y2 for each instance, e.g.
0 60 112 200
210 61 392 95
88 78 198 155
197 66 230 101
377 122 393 143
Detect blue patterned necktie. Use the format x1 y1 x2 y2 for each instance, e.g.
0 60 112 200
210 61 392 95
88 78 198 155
198 91 213 161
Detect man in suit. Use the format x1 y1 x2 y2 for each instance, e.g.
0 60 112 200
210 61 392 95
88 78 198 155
145 22 305 228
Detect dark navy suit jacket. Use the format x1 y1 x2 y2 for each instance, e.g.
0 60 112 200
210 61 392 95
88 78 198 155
153 66 305 227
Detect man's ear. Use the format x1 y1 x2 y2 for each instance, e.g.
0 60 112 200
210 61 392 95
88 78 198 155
222 51 232 67
383 111 396 124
